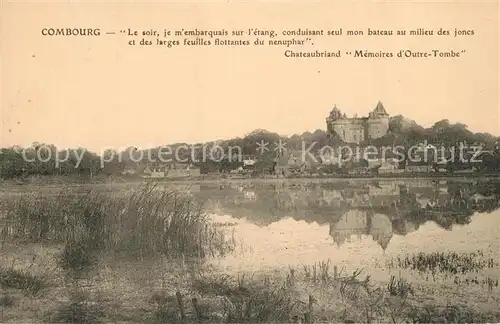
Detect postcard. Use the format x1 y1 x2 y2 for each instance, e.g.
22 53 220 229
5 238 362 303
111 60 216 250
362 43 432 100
1 1 499 323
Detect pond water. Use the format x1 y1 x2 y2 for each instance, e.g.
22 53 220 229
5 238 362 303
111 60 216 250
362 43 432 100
190 179 500 285
2 178 499 278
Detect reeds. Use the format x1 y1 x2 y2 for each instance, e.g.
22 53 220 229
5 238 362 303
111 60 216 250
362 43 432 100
387 274 413 298
46 288 105 323
0 294 14 308
387 250 496 275
0 257 51 296
301 260 333 284
339 268 371 301
0 266 46 296
2 182 235 263
406 304 500 324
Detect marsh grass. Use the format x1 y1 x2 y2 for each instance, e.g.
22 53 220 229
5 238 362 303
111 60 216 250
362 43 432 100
388 251 497 275
301 260 332 284
148 291 183 323
166 265 495 323
57 240 100 272
0 265 48 296
2 182 235 262
190 273 300 323
387 274 413 298
0 293 14 307
187 263 398 323
0 182 236 322
46 289 105 324
406 305 500 324
1 254 498 324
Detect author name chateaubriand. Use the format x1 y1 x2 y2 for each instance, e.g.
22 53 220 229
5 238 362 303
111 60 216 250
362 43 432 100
284 50 341 58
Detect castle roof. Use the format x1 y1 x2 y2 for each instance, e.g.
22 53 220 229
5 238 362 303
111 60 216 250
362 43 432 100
328 105 344 120
372 101 389 116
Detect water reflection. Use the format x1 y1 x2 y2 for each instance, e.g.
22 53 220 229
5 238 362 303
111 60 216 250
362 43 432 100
331 210 393 251
197 179 500 251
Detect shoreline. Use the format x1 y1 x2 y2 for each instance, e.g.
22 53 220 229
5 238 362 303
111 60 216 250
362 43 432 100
1 173 500 188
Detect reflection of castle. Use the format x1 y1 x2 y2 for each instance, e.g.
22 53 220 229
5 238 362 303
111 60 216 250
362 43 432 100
329 209 393 251
326 101 390 144
368 182 400 196
202 180 499 243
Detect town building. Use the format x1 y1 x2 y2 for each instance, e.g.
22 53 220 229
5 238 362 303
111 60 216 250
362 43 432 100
405 165 435 173
242 156 257 172
143 163 201 178
273 151 316 177
377 160 400 174
166 163 201 178
143 166 166 178
326 101 390 144
122 166 140 175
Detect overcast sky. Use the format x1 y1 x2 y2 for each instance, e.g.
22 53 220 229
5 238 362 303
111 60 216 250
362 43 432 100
2 1 498 152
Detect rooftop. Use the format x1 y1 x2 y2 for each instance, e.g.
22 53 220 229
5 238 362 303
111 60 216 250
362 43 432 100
372 101 389 116
327 101 390 121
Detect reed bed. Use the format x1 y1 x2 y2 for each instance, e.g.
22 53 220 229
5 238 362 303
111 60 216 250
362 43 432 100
139 260 500 324
387 274 413 298
1 182 235 264
387 251 497 275
46 288 105 324
0 265 47 296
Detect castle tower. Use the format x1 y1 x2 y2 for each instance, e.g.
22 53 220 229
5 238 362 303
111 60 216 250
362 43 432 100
326 105 340 134
326 105 352 142
327 105 343 121
372 101 389 117
367 101 390 139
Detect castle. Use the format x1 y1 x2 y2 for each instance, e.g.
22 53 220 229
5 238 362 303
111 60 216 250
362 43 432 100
326 101 390 144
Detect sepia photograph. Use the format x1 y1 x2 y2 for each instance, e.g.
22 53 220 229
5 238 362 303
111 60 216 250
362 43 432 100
1 1 499 323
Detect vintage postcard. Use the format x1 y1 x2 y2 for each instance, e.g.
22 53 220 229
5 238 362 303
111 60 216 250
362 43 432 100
1 0 499 323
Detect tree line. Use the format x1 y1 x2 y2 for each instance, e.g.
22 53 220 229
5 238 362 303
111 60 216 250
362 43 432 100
1 117 499 179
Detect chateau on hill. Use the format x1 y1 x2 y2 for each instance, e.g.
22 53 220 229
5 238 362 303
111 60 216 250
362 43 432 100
326 101 390 144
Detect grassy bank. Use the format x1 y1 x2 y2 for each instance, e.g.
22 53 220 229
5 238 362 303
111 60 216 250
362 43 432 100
0 182 236 322
1 254 499 323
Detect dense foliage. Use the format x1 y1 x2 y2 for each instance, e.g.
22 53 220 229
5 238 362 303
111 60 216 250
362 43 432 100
1 118 499 179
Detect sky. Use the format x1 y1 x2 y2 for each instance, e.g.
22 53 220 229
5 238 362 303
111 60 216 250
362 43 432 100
1 1 499 153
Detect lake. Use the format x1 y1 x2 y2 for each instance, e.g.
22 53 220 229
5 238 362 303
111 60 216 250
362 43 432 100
196 179 500 295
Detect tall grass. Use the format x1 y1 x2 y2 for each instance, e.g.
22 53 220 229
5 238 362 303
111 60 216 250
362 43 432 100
387 251 497 275
0 266 47 296
387 274 413 298
1 183 234 263
191 273 300 323
46 288 105 323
